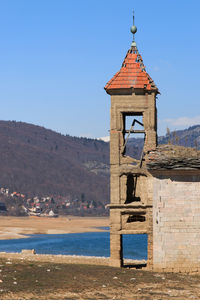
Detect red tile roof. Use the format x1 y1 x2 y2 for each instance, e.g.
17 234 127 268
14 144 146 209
105 46 158 93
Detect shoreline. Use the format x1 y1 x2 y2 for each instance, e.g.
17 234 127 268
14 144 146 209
0 252 110 266
0 251 147 267
0 216 109 240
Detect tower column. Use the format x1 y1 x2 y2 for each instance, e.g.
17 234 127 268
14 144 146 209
110 233 122 267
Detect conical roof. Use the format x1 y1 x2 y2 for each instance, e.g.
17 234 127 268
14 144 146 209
105 46 158 94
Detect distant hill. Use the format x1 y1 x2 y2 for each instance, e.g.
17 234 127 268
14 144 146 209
0 121 200 212
158 125 200 148
0 121 109 205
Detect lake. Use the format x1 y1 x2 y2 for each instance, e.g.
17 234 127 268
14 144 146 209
0 231 147 260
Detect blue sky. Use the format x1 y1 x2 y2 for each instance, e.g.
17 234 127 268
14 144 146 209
0 0 199 138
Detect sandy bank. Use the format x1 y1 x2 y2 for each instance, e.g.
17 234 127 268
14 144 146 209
0 216 109 240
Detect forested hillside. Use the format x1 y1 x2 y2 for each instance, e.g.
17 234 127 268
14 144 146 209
0 121 109 205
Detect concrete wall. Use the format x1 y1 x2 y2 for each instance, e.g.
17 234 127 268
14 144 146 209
153 172 200 273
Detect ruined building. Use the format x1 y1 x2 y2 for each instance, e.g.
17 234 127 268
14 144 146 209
105 13 200 273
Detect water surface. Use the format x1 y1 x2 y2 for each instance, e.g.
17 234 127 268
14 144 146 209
0 232 147 260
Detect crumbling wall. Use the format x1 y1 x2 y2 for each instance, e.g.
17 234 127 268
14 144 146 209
153 172 200 273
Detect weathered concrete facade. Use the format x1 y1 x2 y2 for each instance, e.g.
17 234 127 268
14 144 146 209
150 169 200 273
108 93 156 267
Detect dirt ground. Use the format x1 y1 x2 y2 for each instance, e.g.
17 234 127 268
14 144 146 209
0 257 200 299
0 216 109 239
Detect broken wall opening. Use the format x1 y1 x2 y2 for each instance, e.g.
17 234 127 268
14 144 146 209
127 213 146 222
122 114 145 161
122 234 147 267
125 174 141 203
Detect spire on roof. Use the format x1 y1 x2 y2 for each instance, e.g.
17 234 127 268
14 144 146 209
130 10 137 47
104 11 159 94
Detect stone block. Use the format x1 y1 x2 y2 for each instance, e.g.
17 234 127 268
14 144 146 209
21 249 36 255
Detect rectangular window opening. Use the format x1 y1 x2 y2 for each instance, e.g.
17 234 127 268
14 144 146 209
123 114 145 160
125 174 141 203
127 214 146 222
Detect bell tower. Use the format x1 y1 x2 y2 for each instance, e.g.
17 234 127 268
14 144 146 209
105 12 159 267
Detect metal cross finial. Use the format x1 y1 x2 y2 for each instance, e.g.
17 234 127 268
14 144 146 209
130 10 137 47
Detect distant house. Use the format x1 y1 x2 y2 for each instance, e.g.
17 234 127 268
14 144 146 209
49 209 55 217
11 192 17 197
48 209 58 217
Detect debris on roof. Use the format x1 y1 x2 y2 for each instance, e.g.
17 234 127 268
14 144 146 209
146 145 200 170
